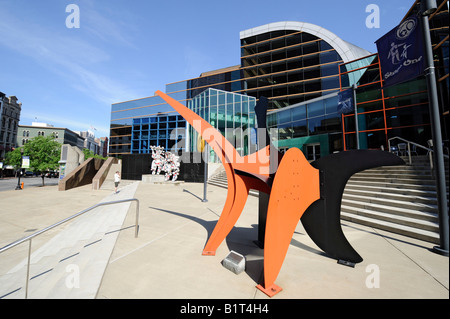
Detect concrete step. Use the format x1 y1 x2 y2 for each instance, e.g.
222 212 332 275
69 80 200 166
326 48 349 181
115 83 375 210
0 182 139 299
354 171 437 181
340 161 445 244
358 167 449 179
209 178 227 185
398 155 449 164
344 183 441 198
341 210 440 244
342 192 438 214
343 186 439 206
350 175 438 186
346 180 442 192
341 198 438 225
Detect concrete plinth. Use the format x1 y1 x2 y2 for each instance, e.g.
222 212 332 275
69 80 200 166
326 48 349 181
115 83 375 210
142 174 166 184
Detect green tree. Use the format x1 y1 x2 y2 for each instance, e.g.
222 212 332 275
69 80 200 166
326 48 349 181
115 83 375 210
83 148 107 160
6 136 61 186
4 147 22 169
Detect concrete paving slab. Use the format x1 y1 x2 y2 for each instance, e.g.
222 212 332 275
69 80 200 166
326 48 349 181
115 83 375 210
1 179 448 302
0 184 112 274
96 182 449 300
0 181 139 299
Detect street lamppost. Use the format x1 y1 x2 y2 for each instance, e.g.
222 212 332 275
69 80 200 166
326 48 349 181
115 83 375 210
420 0 449 256
15 148 24 190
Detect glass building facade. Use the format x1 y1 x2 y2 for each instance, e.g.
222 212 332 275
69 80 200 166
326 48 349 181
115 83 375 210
131 115 186 154
339 54 432 151
337 1 449 153
110 4 448 160
267 92 342 160
109 21 371 158
239 22 371 110
337 0 449 153
109 81 190 156
186 66 244 99
109 67 245 157
240 33 342 109
237 22 371 159
188 88 257 162
406 0 449 144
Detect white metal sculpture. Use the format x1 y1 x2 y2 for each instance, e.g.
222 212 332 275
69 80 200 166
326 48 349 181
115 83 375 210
151 146 165 175
150 146 180 181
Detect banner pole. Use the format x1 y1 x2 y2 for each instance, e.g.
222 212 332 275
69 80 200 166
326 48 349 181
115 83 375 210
421 12 449 256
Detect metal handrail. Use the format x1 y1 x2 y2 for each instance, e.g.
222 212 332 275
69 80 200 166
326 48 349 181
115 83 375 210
388 136 449 167
0 198 139 299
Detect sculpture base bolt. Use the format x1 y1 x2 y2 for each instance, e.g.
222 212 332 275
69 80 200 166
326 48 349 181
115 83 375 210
256 284 282 298
202 250 216 256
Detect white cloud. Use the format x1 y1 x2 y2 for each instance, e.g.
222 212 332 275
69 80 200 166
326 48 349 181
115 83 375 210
20 110 110 137
81 2 139 49
0 6 141 107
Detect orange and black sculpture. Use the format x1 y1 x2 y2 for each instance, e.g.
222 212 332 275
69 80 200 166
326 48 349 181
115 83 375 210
156 90 404 297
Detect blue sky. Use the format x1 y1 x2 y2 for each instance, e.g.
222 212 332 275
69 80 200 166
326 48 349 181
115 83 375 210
0 0 411 138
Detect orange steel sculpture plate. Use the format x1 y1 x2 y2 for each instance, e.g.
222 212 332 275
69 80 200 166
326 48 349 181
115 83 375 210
155 90 271 257
156 90 316 297
256 147 320 297
155 90 403 298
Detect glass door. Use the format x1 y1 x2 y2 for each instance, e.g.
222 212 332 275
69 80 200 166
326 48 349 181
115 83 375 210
305 143 321 161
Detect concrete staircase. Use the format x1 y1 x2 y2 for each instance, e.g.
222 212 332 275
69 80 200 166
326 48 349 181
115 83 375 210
208 170 259 197
341 155 448 244
207 155 448 244
0 182 140 299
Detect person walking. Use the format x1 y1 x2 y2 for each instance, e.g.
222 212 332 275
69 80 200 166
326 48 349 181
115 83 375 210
114 171 121 194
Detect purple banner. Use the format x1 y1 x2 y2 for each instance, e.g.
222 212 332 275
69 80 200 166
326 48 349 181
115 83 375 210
375 16 425 87
337 88 354 115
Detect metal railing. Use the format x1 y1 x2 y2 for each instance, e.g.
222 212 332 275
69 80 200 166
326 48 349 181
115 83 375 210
387 136 449 168
0 198 139 299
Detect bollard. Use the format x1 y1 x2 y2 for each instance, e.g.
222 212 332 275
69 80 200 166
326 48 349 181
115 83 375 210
222 251 246 275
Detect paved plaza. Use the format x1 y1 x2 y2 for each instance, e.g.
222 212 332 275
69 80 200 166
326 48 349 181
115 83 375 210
0 179 448 302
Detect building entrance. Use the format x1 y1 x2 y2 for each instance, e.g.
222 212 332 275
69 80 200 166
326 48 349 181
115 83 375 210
305 143 321 161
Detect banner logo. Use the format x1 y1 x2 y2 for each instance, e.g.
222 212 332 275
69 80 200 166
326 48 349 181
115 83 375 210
396 18 417 40
388 42 412 65
375 16 424 87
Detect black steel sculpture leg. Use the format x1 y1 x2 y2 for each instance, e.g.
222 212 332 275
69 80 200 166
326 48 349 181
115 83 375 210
301 150 405 264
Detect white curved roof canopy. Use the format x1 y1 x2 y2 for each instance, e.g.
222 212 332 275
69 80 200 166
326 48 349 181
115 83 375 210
240 21 372 63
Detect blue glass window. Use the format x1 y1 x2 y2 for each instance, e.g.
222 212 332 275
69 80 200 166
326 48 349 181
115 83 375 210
277 109 292 125
188 88 257 160
308 101 325 118
325 95 339 114
292 105 306 121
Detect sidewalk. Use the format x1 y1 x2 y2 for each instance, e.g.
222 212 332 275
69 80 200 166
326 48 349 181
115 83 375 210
0 180 448 299
97 181 449 299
